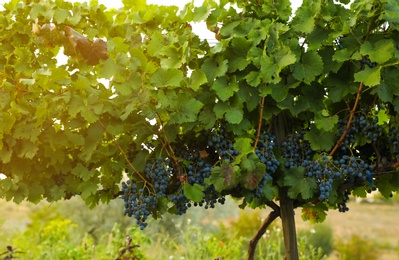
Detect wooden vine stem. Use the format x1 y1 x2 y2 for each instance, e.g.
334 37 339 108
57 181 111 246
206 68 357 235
254 96 266 150
329 82 363 157
98 120 153 187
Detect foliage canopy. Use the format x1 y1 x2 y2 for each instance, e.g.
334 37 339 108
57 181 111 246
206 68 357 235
2 0 399 239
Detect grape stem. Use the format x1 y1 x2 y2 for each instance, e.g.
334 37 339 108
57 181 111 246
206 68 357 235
155 113 182 176
253 96 265 150
98 120 153 187
329 82 363 157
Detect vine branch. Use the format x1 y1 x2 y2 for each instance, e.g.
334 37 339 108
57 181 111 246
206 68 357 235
247 209 280 260
155 113 182 176
98 120 153 187
254 97 266 150
329 82 363 157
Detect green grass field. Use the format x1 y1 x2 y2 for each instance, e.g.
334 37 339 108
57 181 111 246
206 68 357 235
1 196 398 259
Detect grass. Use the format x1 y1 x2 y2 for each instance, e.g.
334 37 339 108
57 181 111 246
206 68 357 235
1 196 399 259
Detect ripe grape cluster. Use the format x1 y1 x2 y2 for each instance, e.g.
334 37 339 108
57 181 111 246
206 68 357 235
281 132 313 168
145 157 172 197
389 128 399 159
333 155 374 181
254 131 279 197
208 126 239 161
338 115 382 151
337 191 350 212
121 180 157 230
281 130 375 203
168 131 229 215
302 156 335 201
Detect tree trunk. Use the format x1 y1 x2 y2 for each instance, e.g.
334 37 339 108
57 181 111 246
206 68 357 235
273 113 299 259
279 187 299 260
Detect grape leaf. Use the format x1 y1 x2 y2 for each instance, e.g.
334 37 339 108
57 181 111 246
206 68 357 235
183 183 205 202
301 203 328 224
314 112 338 132
293 51 323 84
240 159 266 190
208 160 240 192
150 68 183 88
225 106 243 124
304 127 336 151
354 66 381 87
283 167 317 200
212 76 238 101
234 138 253 156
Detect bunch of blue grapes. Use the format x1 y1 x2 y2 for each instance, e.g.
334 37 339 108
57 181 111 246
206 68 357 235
280 133 334 201
338 115 382 151
281 132 313 168
333 155 374 183
337 191 350 213
121 180 157 230
302 156 335 201
168 134 226 215
122 157 174 229
207 126 239 161
254 131 279 197
389 127 399 159
145 157 172 197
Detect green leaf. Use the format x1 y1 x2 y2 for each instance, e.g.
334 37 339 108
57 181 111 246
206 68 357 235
72 164 92 181
293 51 323 84
284 167 317 200
240 156 266 190
16 141 38 159
27 182 45 203
183 183 205 202
208 160 240 192
193 5 210 22
360 40 394 64
213 101 229 118
225 106 243 124
304 127 336 151
382 0 399 24
301 203 328 224
234 138 253 155
226 37 251 72
212 76 238 101
245 71 262 87
201 57 229 81
354 66 381 87
100 58 118 79
189 70 207 91
54 8 70 23
79 180 99 200
260 55 278 84
150 68 183 88
376 174 399 198
293 5 316 34
314 112 339 132
170 98 203 124
80 123 105 162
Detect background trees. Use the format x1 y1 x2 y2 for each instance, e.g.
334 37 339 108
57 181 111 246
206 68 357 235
1 0 399 258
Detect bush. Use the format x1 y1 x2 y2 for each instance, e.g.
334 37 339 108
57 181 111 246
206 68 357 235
298 224 334 256
3 205 149 260
335 235 378 260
